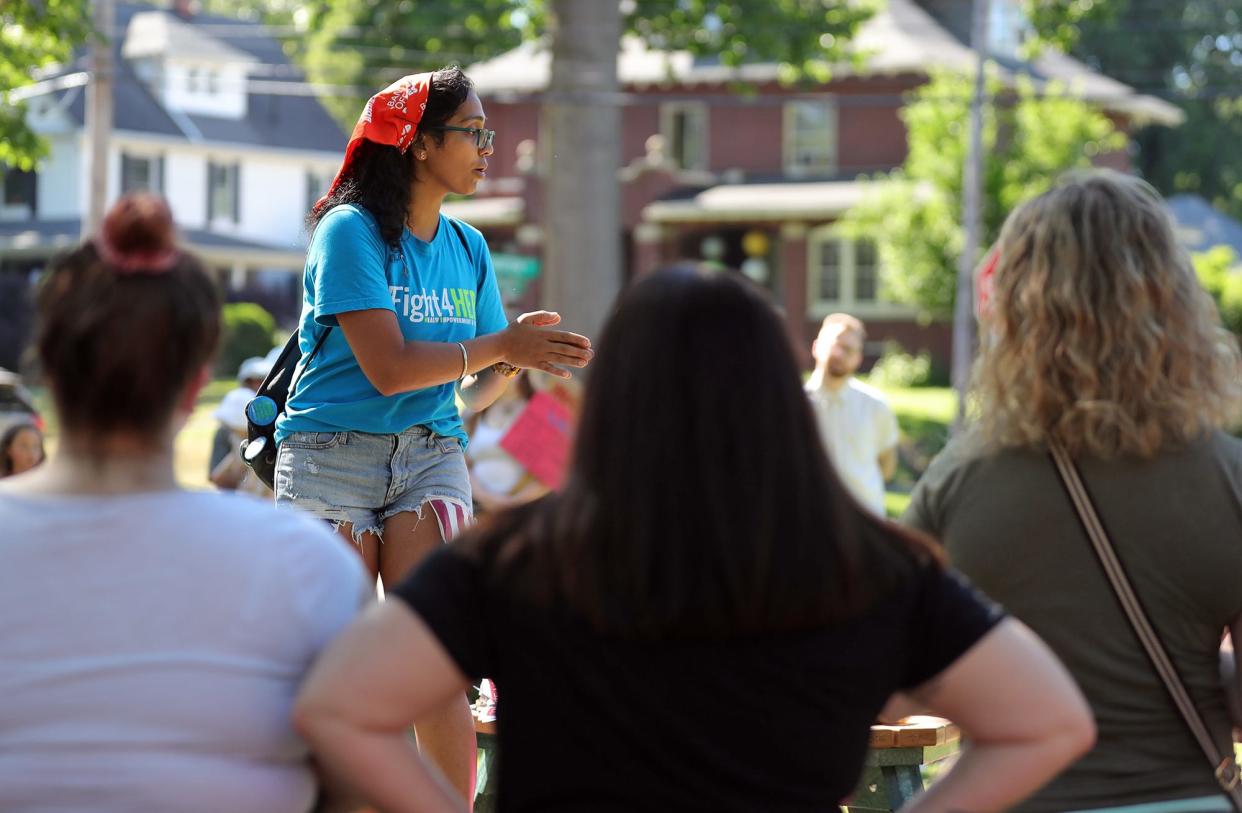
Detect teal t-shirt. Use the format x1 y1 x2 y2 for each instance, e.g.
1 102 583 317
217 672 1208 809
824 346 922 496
275 204 508 447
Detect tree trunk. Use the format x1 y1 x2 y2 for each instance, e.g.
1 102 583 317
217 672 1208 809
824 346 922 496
540 0 622 343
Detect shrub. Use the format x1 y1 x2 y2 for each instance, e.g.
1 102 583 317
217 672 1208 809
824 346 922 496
1194 246 1242 336
217 302 276 377
866 342 933 388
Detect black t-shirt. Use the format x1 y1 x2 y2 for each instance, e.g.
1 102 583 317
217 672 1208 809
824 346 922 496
393 542 1003 813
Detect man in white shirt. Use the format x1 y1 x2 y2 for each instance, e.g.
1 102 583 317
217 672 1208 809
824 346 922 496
805 313 899 515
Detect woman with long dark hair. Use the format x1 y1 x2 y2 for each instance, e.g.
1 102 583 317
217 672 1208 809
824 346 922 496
276 67 593 797
294 266 1094 812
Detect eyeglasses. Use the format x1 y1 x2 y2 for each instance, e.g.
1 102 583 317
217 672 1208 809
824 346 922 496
426 126 495 151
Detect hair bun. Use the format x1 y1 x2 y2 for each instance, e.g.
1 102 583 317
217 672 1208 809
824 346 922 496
100 194 176 257
96 194 180 274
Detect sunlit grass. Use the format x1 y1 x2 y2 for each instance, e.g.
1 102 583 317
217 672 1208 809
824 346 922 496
873 385 956 518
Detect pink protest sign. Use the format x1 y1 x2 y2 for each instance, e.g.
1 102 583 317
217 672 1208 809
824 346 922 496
499 391 573 489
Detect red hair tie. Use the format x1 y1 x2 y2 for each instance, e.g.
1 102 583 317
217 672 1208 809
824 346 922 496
95 193 181 275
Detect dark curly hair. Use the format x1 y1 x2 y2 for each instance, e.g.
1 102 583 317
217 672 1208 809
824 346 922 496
308 66 475 247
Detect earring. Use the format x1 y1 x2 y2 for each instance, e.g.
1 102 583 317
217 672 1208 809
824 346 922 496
416 152 427 160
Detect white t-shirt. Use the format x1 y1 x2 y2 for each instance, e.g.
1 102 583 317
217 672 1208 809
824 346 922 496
467 402 527 496
0 489 370 813
806 377 899 515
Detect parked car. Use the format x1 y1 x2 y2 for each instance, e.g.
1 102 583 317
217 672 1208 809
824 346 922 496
0 369 43 435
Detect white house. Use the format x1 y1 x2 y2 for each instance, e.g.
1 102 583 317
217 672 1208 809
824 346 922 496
0 0 346 364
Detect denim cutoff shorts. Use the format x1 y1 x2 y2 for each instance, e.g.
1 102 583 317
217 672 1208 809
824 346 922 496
275 425 473 543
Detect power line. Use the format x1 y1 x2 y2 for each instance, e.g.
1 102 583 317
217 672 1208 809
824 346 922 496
13 64 1238 106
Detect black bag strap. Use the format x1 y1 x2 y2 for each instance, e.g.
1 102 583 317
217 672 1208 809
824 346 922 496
289 323 332 398
447 217 473 265
1048 441 1242 807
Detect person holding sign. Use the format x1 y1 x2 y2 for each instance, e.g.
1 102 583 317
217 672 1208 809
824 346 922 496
274 67 593 801
464 372 551 515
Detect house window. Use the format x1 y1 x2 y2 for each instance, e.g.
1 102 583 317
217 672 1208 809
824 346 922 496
660 102 707 171
121 153 163 194
817 239 841 301
783 100 837 176
207 161 240 223
807 230 895 317
854 239 878 302
1 168 37 219
305 169 333 213
1 168 36 210
988 0 1031 59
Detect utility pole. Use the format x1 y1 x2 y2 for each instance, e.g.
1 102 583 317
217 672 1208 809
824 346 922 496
83 0 115 238
951 0 990 427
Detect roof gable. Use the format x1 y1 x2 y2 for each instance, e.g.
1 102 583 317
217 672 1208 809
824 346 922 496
44 1 344 153
1167 195 1242 258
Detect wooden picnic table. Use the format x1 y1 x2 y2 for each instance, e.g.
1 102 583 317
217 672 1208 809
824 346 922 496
472 714 959 812
846 716 960 811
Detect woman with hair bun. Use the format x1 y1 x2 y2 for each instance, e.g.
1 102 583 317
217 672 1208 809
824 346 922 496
906 169 1242 812
0 194 370 812
277 66 593 798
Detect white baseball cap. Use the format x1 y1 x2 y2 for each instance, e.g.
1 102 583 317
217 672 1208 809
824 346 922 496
237 356 271 383
213 388 253 432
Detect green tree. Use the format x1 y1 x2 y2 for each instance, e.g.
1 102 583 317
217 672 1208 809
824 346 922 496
1025 0 1242 220
839 70 1123 316
199 0 300 24
217 302 278 377
288 0 878 338
1 0 93 169
296 1 876 131
1194 245 1242 336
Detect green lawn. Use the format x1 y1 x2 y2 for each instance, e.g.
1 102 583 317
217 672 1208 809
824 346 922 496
873 384 957 518
176 379 236 488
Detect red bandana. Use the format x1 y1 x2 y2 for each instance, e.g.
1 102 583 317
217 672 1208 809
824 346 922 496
316 73 433 211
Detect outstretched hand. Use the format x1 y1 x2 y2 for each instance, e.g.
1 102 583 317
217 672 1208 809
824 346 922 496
503 311 593 379
517 310 561 327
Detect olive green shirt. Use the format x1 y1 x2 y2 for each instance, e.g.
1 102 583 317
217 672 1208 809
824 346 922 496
904 430 1242 812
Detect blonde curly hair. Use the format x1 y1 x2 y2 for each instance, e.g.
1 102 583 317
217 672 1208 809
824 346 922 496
972 169 1242 458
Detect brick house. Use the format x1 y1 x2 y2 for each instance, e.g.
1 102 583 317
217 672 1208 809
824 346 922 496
449 0 1180 367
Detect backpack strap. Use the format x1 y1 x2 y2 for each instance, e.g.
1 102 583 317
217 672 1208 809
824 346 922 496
447 217 474 266
287 213 473 404
289 322 332 399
